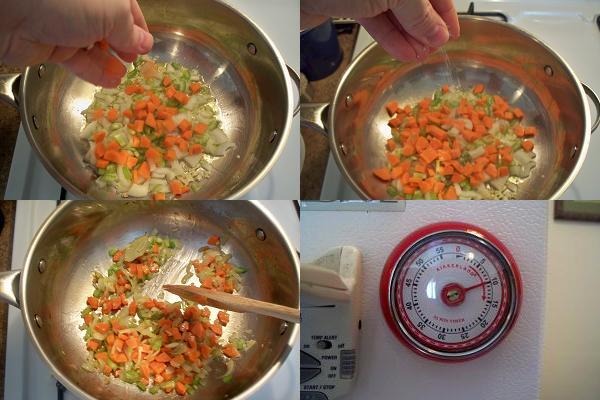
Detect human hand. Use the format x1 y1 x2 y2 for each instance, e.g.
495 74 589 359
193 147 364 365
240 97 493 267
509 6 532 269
301 0 460 61
1 0 153 87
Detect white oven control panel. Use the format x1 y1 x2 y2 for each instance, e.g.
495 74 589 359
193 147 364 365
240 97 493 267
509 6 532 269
300 246 362 400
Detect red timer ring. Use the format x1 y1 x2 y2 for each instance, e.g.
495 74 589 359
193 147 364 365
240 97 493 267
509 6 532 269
380 222 522 362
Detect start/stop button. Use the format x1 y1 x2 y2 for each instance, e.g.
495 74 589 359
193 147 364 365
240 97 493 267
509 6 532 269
316 339 332 349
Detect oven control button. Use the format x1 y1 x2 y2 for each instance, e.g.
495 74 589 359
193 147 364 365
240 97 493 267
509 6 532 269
300 350 321 367
300 391 329 400
316 339 332 349
300 367 322 383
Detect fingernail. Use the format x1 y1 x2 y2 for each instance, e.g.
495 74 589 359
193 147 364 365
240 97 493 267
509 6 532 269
138 30 154 53
426 24 449 47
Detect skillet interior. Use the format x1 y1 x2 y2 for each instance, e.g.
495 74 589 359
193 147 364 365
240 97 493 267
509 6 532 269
21 201 298 399
331 16 588 199
20 0 292 199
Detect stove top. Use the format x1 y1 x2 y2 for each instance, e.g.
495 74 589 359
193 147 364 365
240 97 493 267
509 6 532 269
4 200 300 400
321 0 600 200
5 0 300 200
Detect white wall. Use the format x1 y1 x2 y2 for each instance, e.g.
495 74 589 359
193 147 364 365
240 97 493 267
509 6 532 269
541 204 600 400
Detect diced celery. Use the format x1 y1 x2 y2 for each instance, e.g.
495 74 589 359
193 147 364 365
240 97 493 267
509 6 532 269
149 386 159 394
123 167 132 181
413 190 424 200
386 185 398 198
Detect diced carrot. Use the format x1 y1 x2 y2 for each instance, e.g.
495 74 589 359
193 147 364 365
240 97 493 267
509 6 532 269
95 352 108 362
133 119 144 133
402 143 415 157
128 300 137 316
87 296 99 309
165 149 176 161
104 150 126 165
95 159 109 169
125 85 142 95
146 147 162 163
386 139 396 151
139 135 151 148
163 135 177 148
386 153 400 166
189 143 203 155
419 147 438 164
162 76 172 87
442 84 449 94
498 166 509 176
190 82 202 94
512 107 524 120
145 113 156 128
93 131 106 143
386 101 399 116
163 118 177 133
451 173 465 183
94 322 110 334
93 108 105 121
107 108 118 122
426 125 448 140
156 352 171 363
123 109 133 119
178 119 192 132
522 140 534 152
373 168 392 181
150 361 167 375
223 344 240 358
473 84 485 94
94 142 106 159
524 126 537 137
217 311 229 326
174 91 189 105
193 123 207 135
165 86 176 98
418 180 434 193
106 140 120 152
153 192 166 200
445 186 458 200
169 179 190 196
415 136 429 153
136 161 150 180
485 163 498 178
126 155 138 169
175 382 187 396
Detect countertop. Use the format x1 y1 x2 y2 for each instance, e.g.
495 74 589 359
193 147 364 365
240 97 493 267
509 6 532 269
0 201 16 400
0 66 21 199
300 25 358 199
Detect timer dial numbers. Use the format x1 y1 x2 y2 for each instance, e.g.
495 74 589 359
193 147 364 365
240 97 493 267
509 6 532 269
383 228 521 361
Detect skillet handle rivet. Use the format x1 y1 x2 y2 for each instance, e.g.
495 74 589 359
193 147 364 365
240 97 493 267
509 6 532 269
279 321 289 335
269 130 278 143
544 65 554 77
247 43 257 56
339 144 347 156
34 314 43 328
345 95 353 107
38 64 46 78
255 228 266 241
38 259 47 273
32 114 39 130
570 145 578 159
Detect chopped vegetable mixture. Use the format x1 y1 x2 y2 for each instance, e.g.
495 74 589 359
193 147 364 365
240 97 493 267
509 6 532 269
81 55 234 199
374 84 537 199
80 232 253 395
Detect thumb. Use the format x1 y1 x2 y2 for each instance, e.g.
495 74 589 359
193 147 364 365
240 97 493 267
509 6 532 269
390 0 449 48
105 12 153 55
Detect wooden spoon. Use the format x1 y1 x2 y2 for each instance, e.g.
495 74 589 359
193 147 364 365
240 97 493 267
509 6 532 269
163 284 300 324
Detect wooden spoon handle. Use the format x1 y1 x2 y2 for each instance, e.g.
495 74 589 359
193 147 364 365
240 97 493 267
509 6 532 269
163 284 300 324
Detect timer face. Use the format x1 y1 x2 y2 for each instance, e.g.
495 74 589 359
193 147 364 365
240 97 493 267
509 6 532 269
381 223 521 361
